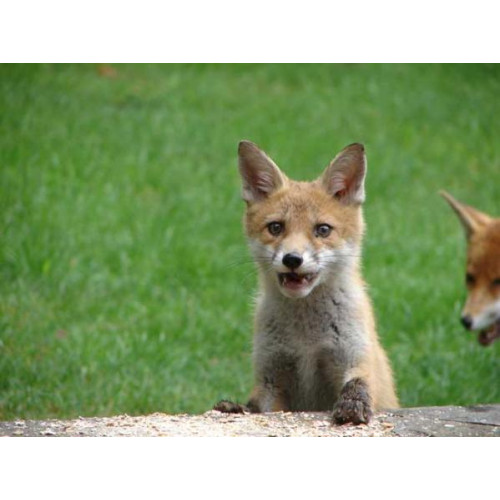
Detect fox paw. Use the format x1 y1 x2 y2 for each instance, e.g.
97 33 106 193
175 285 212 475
213 400 248 414
331 378 373 425
332 398 373 425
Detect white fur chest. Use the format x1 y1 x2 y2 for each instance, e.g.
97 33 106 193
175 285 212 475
252 280 369 410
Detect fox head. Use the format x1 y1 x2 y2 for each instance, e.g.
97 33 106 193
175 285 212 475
441 191 500 346
238 140 366 299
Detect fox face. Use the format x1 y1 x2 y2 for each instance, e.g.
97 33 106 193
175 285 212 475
441 191 500 346
238 141 366 299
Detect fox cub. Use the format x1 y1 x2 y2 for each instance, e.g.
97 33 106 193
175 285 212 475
215 141 398 424
441 191 500 346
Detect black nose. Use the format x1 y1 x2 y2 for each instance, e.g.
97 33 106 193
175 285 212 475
282 253 303 270
461 315 473 330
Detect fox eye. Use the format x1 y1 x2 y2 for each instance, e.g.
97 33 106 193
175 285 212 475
315 224 333 238
267 221 284 236
466 273 475 286
492 278 500 287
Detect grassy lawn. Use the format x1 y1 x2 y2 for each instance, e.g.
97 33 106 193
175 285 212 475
1 63 499 420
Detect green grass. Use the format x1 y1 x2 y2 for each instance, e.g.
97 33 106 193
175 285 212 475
1 64 499 420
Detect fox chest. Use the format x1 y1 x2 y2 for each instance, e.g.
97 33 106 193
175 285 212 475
253 299 366 410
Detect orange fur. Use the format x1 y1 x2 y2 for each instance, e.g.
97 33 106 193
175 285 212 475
464 221 500 317
245 181 364 254
221 141 399 422
441 191 500 346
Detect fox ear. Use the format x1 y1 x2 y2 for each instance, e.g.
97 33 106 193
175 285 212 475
238 140 287 202
320 143 366 204
440 191 492 239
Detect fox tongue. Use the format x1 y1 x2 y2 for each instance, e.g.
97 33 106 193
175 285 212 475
478 321 500 347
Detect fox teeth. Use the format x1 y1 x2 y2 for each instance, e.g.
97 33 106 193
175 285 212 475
279 272 317 285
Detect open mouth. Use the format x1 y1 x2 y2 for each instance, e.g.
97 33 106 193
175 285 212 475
278 272 318 290
478 320 500 347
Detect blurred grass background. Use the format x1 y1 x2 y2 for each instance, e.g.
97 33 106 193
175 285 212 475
1 63 499 420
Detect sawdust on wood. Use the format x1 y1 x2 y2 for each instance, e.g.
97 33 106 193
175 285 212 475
4 410 394 437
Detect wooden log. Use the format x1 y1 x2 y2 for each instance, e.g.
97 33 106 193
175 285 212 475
1 404 499 437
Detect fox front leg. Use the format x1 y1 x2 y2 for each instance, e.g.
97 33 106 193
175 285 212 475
332 377 373 425
213 400 250 414
214 352 296 414
213 379 291 414
213 386 263 414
